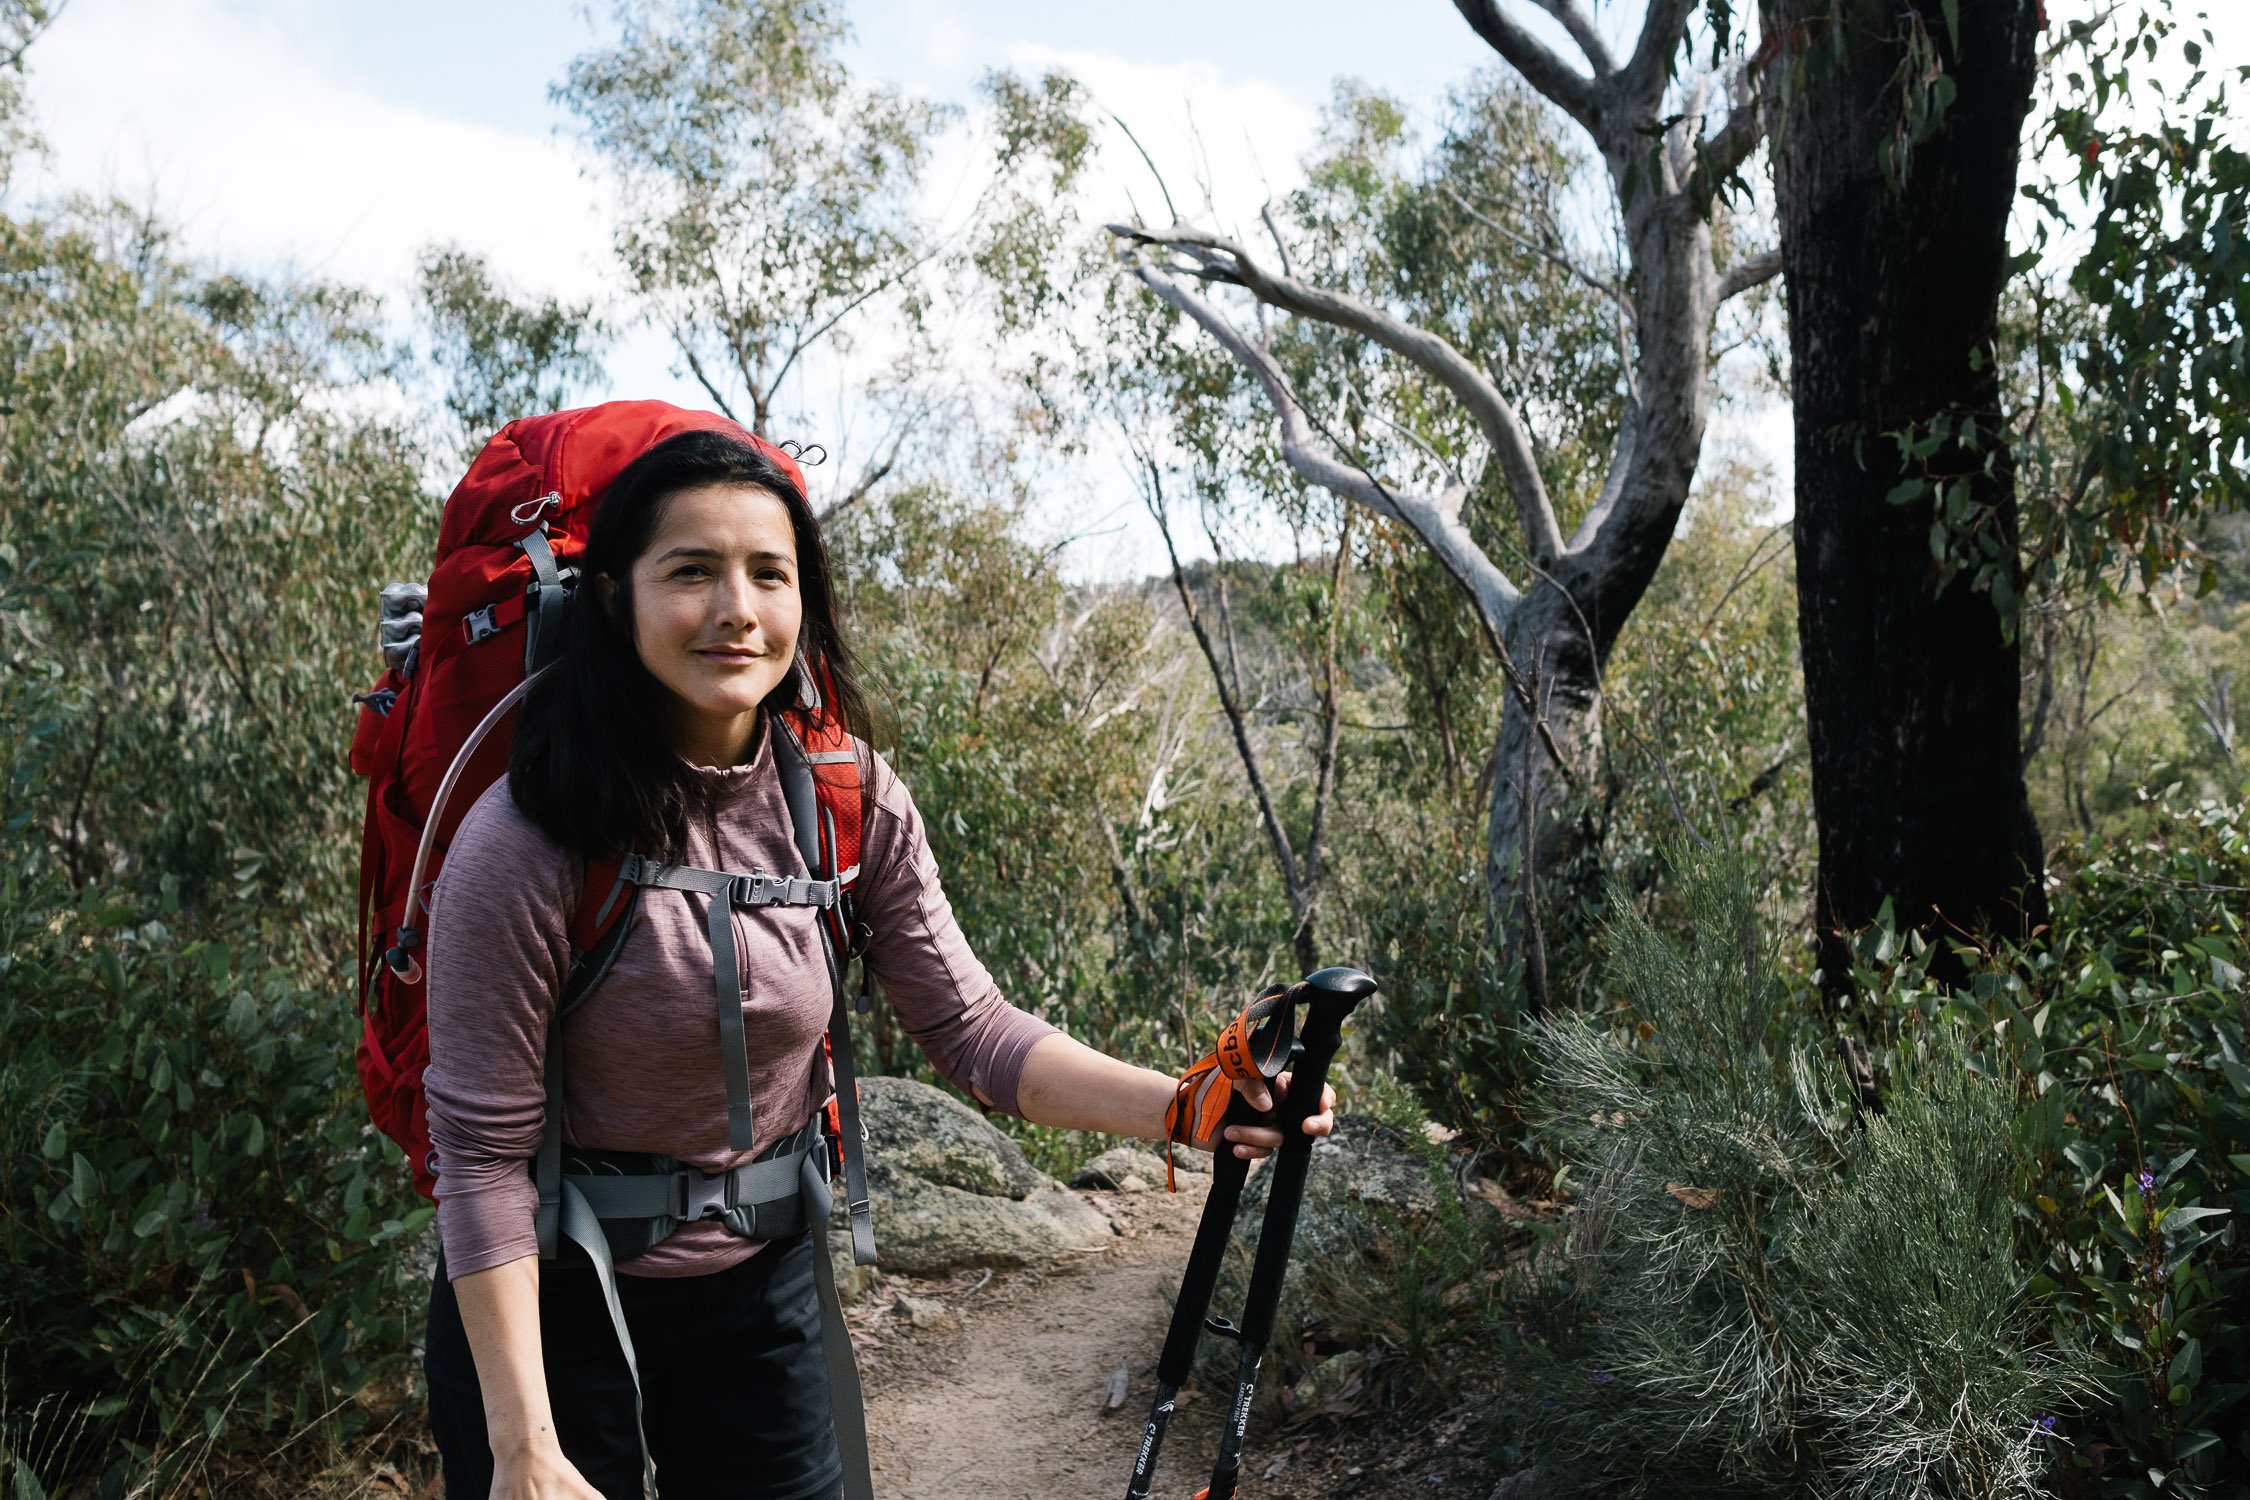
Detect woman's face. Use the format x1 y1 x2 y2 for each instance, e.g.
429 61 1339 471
612 480 803 767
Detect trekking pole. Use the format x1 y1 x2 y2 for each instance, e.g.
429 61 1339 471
1125 1056 1275 1499
1124 966 1378 1500
1198 965 1374 1500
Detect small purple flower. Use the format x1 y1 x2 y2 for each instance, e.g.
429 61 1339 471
1541 1398 1557 1412
2138 1171 2156 1197
1590 1369 1613 1387
2037 1414 2057 1433
192 1209 214 1230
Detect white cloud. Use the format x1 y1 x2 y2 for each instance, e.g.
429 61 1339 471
21 0 615 303
1006 42 1321 240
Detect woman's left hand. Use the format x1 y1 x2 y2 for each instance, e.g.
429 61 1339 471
1217 1071 1337 1159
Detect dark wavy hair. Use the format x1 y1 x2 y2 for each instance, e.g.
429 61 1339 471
508 428 869 862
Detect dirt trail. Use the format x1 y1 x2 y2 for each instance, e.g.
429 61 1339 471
857 1184 1223 1498
851 1181 1498 1500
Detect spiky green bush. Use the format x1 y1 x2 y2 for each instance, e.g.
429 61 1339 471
1500 843 2093 1498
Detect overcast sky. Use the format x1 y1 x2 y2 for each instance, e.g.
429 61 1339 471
15 1 2244 574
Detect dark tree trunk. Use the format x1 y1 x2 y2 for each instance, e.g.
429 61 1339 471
1486 587 1606 1010
1768 0 2050 992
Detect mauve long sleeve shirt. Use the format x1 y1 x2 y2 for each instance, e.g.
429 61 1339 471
421 722 1059 1280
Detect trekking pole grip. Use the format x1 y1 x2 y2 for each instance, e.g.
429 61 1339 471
1237 966 1374 1346
1291 966 1377 1065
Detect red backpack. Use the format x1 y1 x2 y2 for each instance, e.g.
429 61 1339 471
348 400 869 1216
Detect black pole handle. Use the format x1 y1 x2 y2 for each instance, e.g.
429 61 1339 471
1229 967 1371 1350
1123 965 1378 1500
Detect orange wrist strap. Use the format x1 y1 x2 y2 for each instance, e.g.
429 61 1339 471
1160 983 1294 1190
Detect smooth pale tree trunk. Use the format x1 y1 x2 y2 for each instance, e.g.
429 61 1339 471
1483 183 1722 998
1121 0 1770 1007
1768 0 2049 992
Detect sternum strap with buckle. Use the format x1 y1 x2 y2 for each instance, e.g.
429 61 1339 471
617 853 840 1155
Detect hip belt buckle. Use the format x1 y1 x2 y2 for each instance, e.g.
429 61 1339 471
677 1167 733 1222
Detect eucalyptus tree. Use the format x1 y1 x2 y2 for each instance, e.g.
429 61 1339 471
1110 1 1776 972
1761 0 2049 991
561 1 1093 516
561 0 944 497
1758 0 2245 991
415 245 607 459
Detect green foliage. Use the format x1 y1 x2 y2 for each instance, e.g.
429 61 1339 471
1 203 428 939
2019 512 2248 843
0 192 433 1494
0 849 426 1497
415 244 606 457
831 485 1256 1077
1499 843 2093 1498
1600 459 1809 931
2038 6 2249 578
1855 786 2250 1495
559 0 945 434
1892 2 2249 622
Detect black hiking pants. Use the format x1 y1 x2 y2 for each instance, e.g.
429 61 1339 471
424 1230 843 1499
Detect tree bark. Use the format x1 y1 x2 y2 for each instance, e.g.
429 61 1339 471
1486 588 1606 977
1767 0 2049 991
1116 0 1771 995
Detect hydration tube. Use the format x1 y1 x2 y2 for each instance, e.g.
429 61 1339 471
380 665 550 986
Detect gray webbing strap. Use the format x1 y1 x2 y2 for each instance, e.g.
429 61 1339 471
706 888 755 1153
615 861 750 1150
566 1146 807 1223
516 528 567 674
800 1146 874 1500
533 1016 566 1259
619 856 842 1156
559 1180 658 1498
823 948 878 1268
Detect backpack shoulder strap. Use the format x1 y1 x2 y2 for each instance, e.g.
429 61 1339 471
773 718 877 1269
536 851 639 1260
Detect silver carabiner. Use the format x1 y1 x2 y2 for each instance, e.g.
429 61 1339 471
510 491 561 526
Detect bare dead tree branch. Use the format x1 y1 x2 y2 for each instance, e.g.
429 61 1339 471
1299 509 1353 964
676 338 743 424
1717 248 1783 303
1113 223 1566 563
1139 455 1311 956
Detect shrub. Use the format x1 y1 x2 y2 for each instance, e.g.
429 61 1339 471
1857 786 2249 1496
1499 843 2094 1499
0 850 427 1499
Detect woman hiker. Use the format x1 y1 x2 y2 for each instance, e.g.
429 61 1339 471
417 423 1334 1500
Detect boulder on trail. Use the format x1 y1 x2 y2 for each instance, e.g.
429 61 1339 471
853 1075 1110 1276
1199 1112 1449 1397
1068 1144 1207 1193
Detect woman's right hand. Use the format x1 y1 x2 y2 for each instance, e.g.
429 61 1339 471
453 1259 601 1500
489 1439 606 1499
